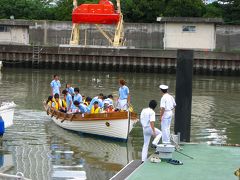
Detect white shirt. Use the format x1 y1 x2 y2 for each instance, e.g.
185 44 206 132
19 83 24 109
160 93 176 111
140 107 155 128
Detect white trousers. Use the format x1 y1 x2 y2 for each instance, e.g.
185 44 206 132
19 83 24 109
161 111 173 144
141 127 162 161
117 99 128 110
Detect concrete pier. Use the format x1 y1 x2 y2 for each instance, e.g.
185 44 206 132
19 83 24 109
0 45 239 75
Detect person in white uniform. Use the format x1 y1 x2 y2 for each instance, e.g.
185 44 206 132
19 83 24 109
159 85 176 144
141 100 162 162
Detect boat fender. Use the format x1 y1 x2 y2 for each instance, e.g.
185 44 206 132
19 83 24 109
0 116 5 136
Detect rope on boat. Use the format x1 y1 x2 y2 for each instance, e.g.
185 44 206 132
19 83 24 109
0 172 31 180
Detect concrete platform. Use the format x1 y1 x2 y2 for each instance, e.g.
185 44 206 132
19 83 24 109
120 144 240 180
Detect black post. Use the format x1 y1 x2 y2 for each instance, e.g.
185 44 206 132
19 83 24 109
174 49 193 142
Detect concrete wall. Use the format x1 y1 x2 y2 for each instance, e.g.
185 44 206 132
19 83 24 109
216 25 240 52
1 20 237 51
164 23 215 50
29 20 164 48
0 26 29 45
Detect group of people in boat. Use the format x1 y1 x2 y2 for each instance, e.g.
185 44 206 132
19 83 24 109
46 74 131 114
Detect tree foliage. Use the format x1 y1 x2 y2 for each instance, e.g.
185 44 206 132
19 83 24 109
0 0 239 24
164 0 205 17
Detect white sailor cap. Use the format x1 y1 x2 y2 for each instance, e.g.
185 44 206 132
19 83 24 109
103 99 110 104
159 84 168 90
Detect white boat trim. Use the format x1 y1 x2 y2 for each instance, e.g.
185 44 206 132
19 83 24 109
0 102 16 128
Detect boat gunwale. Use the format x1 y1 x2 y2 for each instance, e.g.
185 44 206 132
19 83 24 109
43 103 138 122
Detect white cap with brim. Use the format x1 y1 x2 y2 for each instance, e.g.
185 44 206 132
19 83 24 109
159 85 168 90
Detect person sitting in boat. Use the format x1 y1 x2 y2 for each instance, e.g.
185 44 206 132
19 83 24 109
50 74 61 96
46 96 53 107
102 98 110 112
106 102 115 113
106 94 114 105
66 83 74 97
84 97 92 113
62 89 73 111
117 79 130 111
91 101 100 114
71 101 88 114
82 95 86 103
84 97 92 106
71 100 81 113
52 93 64 112
61 95 67 113
73 87 82 103
89 93 104 110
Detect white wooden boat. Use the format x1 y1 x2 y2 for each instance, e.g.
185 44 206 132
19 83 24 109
0 102 16 128
44 104 138 141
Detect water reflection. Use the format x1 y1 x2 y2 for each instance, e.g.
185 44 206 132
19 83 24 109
3 109 135 180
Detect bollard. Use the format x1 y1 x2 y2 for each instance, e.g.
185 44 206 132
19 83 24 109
174 49 193 142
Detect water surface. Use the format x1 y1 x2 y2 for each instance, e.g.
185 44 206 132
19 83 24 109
0 68 239 179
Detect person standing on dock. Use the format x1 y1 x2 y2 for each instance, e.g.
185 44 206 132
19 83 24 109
117 79 130 111
141 100 162 162
50 74 61 96
159 85 176 144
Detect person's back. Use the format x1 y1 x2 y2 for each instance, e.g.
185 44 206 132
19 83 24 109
140 107 155 128
161 93 176 111
71 100 80 113
79 103 88 113
141 100 162 162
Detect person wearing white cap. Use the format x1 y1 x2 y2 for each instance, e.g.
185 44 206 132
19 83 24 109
141 100 162 162
159 84 176 144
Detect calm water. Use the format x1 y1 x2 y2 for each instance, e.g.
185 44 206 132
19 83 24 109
0 68 239 180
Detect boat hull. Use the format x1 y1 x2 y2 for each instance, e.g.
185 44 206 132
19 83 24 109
45 105 138 141
52 116 135 141
0 102 16 128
